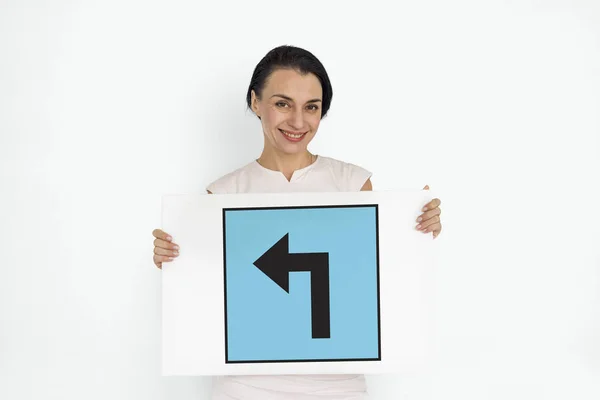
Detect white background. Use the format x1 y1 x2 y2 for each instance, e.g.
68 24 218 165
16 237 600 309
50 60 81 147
1 0 599 399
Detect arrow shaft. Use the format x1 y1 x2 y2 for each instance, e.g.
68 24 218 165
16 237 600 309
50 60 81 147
288 253 328 272
310 265 330 339
289 253 330 339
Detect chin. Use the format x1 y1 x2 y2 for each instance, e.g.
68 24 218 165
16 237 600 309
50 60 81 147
277 144 308 155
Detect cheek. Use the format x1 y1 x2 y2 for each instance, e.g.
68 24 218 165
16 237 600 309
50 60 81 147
263 107 285 129
308 115 321 132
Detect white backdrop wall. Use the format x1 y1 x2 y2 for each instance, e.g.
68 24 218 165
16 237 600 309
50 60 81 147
1 1 599 399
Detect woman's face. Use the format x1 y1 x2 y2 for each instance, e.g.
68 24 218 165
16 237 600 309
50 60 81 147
251 68 323 155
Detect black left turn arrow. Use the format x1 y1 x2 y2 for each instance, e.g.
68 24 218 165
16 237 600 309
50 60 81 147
253 233 330 339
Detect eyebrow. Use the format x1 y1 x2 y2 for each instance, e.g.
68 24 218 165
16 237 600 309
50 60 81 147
271 94 322 103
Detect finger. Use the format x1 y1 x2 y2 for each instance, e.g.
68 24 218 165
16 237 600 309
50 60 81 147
422 198 441 211
415 215 440 231
433 227 442 239
422 222 441 234
154 238 179 251
422 185 430 190
416 207 441 223
154 254 175 269
154 246 179 257
154 254 175 264
152 229 173 242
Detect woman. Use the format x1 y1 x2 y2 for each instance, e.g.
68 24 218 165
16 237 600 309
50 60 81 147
152 45 442 399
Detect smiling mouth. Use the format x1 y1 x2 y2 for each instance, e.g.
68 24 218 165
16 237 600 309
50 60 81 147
279 129 307 141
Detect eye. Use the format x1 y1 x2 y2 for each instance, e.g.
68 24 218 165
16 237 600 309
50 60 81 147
307 104 319 111
276 101 290 108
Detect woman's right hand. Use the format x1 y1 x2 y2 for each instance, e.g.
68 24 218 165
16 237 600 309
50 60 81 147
152 229 180 269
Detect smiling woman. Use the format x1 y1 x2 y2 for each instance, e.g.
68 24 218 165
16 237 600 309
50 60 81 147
151 45 442 400
251 68 323 172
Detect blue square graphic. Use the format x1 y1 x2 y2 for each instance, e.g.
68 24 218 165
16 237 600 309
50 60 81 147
223 205 380 363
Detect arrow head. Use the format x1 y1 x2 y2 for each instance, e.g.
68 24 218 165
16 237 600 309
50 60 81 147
253 233 291 293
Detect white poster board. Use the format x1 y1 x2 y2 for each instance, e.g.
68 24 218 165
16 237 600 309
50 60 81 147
161 190 436 376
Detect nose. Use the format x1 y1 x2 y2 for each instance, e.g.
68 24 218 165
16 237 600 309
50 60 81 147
287 107 305 130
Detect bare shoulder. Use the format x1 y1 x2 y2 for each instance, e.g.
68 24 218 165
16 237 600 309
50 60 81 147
360 178 373 191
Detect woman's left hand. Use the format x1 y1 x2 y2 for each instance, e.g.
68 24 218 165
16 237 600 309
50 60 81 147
416 185 442 239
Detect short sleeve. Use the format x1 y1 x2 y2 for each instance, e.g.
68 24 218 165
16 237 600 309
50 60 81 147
319 156 372 192
206 173 236 194
346 162 372 191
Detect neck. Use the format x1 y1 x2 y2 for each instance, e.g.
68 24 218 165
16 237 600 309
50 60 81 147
257 147 316 181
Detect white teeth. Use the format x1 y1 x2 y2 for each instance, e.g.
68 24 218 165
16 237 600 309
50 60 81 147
281 130 304 139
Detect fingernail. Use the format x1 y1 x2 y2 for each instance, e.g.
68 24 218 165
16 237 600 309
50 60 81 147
416 224 421 229
422 207 427 211
166 236 172 241
173 245 179 250
417 217 422 222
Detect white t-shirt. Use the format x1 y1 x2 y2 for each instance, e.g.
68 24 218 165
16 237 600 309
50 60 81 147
206 155 372 400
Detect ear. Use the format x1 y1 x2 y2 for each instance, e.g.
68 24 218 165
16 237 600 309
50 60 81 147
251 90 261 117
